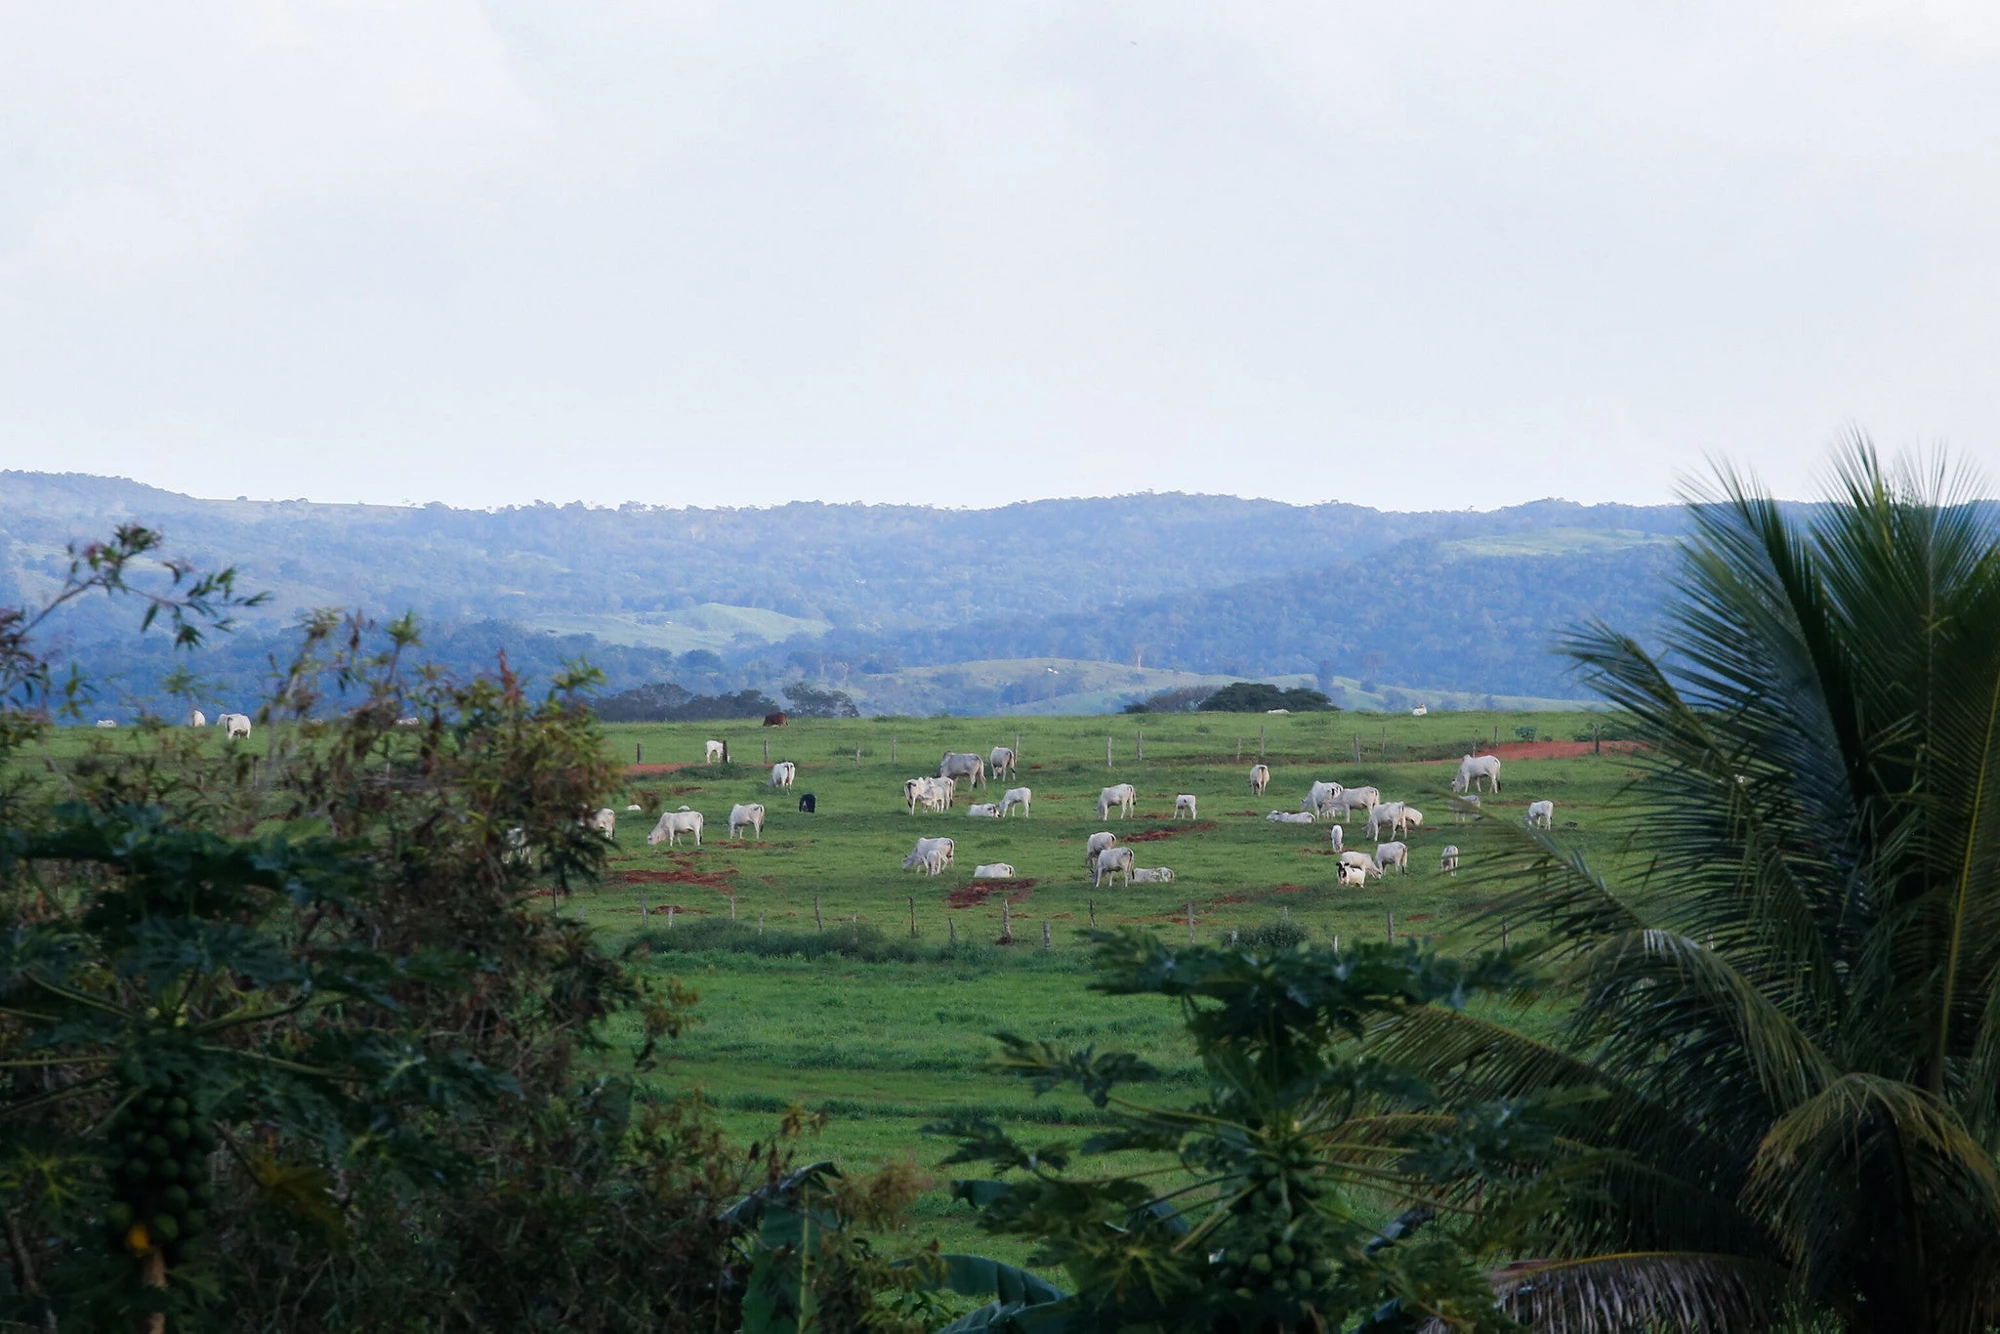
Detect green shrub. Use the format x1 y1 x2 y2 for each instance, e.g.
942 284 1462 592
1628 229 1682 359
1197 682 1336 713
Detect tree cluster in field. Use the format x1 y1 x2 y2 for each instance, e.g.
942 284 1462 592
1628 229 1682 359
593 679 783 722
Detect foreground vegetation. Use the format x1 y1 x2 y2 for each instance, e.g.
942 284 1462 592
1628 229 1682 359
5 440 1998 1331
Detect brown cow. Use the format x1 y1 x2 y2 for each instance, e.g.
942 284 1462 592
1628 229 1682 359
763 711 787 727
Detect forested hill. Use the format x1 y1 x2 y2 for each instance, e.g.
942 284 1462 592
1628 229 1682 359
0 471 1688 710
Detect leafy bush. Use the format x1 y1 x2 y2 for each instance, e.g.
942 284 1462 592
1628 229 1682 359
596 680 781 721
1512 724 1537 742
1237 919 1308 952
1197 682 1336 713
1123 684 1218 715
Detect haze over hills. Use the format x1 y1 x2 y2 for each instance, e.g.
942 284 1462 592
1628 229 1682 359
0 471 1687 715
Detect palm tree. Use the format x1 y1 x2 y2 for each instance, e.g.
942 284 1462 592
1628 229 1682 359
1376 439 2000 1331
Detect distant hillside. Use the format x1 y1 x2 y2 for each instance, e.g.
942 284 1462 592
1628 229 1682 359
0 472 1689 713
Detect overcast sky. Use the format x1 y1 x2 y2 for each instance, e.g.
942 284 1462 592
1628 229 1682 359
2 2 1995 511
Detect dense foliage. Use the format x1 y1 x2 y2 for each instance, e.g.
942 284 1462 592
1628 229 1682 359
594 680 783 722
1376 443 2000 1330
1196 684 1336 714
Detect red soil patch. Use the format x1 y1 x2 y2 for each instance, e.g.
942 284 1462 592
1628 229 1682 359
1122 821 1217 843
627 763 687 775
612 868 736 889
945 880 1036 909
1420 740 1646 763
1208 893 1252 905
1273 883 1306 894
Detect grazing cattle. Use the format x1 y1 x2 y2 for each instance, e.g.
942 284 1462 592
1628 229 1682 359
1248 764 1271 795
187 710 206 727
1097 784 1138 820
1454 794 1481 823
704 740 726 763
763 711 787 727
906 776 954 814
1365 802 1408 840
1338 850 1382 881
798 793 817 814
220 713 252 740
966 803 1002 819
1305 780 1343 813
1411 705 1428 717
902 836 955 875
589 808 617 838
1451 754 1503 794
769 761 797 790
1440 845 1460 875
1338 862 1369 888
1092 846 1136 888
1328 823 1344 853
625 803 642 812
989 747 1017 781
940 752 987 789
1129 866 1175 884
647 808 704 847
1402 807 1425 831
1526 800 1556 829
972 863 1016 879
1328 787 1381 823
999 787 1033 818
728 803 766 839
1173 794 1198 820
1376 841 1410 874
1267 810 1315 825
1084 831 1119 869
95 719 117 729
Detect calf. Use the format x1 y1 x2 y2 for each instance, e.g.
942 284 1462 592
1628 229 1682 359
1338 849 1382 880
966 803 1002 818
1248 764 1271 795
1267 810 1315 825
972 863 1017 879
1129 866 1175 884
999 787 1033 818
1173 794 1198 820
704 740 726 763
1440 845 1460 875
1526 800 1555 829
1328 823 1343 853
989 747 1017 781
903 836 956 875
1092 846 1136 887
1338 862 1369 888
1375 841 1410 874
1084 831 1119 870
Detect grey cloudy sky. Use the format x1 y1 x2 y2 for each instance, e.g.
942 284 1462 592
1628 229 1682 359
2 2 1995 511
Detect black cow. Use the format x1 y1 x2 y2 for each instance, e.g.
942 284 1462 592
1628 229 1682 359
798 793 816 814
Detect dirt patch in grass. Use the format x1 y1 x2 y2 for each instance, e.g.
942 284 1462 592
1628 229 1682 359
612 868 736 889
1122 821 1217 843
1273 883 1307 894
945 880 1036 909
627 763 688 775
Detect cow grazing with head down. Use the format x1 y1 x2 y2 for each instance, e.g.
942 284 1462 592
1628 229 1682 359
1097 784 1137 820
1452 754 1502 794
940 752 987 789
769 761 797 790
219 713 252 740
647 808 704 848
187 709 206 727
1092 846 1136 888
999 787 1033 818
1248 764 1271 795
763 712 787 727
903 836 955 875
1440 845 1460 875
1526 800 1556 829
1375 841 1410 874
989 747 1017 781
798 793 817 814
1084 831 1119 870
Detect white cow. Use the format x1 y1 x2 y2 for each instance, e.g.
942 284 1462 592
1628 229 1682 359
1173 794 1198 820
1267 810 1316 825
1084 831 1119 870
972 863 1017 879
94 719 117 729
1440 845 1460 875
1376 841 1410 874
728 803 765 839
1248 764 1271 795
1092 846 1136 888
647 808 704 847
1338 862 1369 888
1365 803 1408 840
1328 787 1381 824
906 776 953 814
1097 784 1137 820
998 787 1033 818
704 740 726 763
989 747 1017 781
769 761 797 790
1411 705 1428 717
1129 866 1176 884
1328 823 1344 853
1452 754 1503 794
1304 780 1343 814
1338 850 1383 881
589 808 617 838
1455 794 1482 823
903 836 956 875
187 710 206 727
940 752 987 789
1402 807 1425 832
220 713 252 740
966 803 1002 819
625 803 642 812
1526 800 1556 829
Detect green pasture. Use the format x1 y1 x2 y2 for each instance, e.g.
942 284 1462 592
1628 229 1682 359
35 708 1628 1260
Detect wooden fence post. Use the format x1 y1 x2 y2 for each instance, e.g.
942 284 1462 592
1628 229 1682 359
1136 728 1143 761
892 737 897 763
1042 921 1051 951
729 895 737 921
1088 900 1096 929
1187 902 1196 944
763 738 769 764
949 918 957 947
1259 722 1266 757
1353 733 1360 762
814 895 823 932
1001 899 1013 943
758 912 765 935
1236 738 1242 761
636 742 643 765
666 905 675 931
1385 909 1394 942
1331 932 1339 953
1106 736 1113 769
909 895 917 938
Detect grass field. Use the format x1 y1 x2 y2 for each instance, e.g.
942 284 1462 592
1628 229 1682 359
37 707 1631 1262
575 709 1630 1260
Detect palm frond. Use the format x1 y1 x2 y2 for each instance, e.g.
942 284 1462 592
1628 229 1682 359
1413 1252 1792 1334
